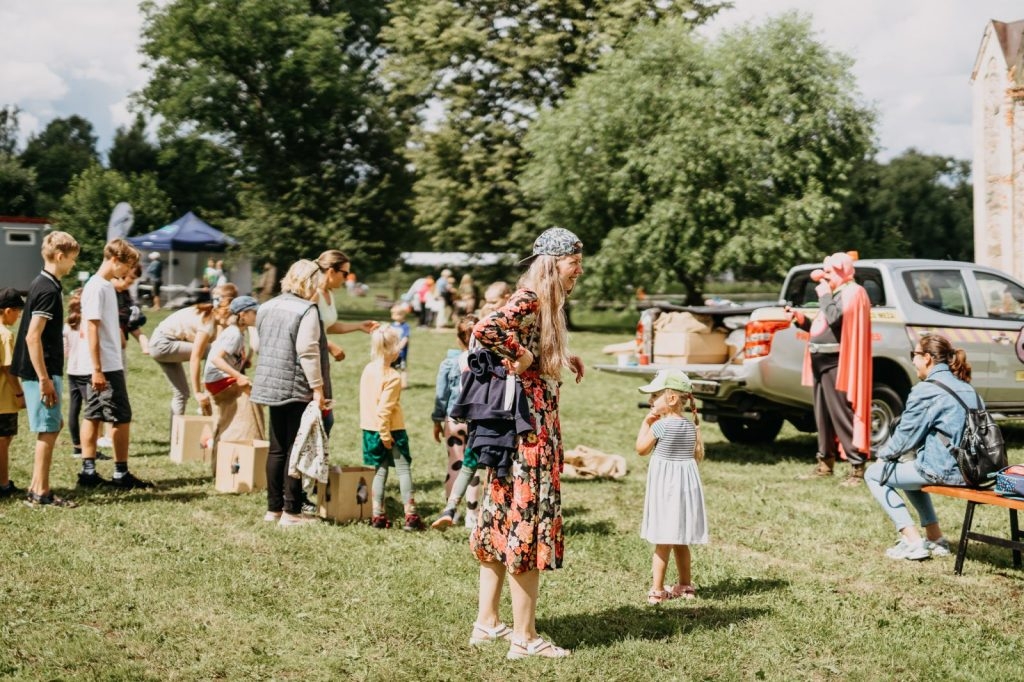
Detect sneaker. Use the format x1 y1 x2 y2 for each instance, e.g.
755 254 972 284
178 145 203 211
24 491 78 508
71 450 83 459
110 472 154 490
278 512 318 528
0 481 21 498
263 511 283 522
885 538 930 561
96 451 112 461
403 513 425 532
370 515 391 529
77 471 109 488
431 509 455 530
926 537 952 557
97 436 113 448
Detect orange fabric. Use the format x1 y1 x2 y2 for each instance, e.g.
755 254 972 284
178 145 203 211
834 283 873 455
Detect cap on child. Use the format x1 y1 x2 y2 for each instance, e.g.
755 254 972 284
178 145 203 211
0 288 25 310
229 295 259 314
638 369 692 394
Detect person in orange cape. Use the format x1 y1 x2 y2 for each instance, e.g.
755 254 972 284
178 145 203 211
786 252 873 486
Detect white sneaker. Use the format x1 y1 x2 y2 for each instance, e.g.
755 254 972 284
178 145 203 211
885 538 930 561
925 537 951 557
97 436 113 448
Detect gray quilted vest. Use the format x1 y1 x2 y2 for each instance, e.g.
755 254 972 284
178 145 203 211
251 293 318 406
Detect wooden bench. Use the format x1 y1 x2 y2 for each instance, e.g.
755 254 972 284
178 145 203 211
921 485 1024 575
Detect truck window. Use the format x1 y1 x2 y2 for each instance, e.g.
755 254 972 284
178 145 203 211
783 268 884 307
976 271 1024 321
903 270 971 316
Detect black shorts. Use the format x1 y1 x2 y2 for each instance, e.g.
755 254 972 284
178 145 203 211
151 279 162 298
0 412 16 437
83 370 133 424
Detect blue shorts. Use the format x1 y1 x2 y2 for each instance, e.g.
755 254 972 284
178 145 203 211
22 377 64 433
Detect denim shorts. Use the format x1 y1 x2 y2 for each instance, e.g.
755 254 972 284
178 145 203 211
22 377 64 433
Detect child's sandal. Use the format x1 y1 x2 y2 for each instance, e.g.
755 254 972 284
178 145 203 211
669 584 697 599
647 588 672 605
469 621 513 646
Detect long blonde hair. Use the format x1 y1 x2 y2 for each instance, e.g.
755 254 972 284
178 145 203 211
685 392 705 463
518 255 570 380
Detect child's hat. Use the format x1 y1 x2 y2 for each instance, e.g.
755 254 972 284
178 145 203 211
638 369 692 394
148 251 161 260
0 288 25 310
229 295 259 314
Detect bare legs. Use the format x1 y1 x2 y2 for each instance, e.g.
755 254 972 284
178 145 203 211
652 544 692 591
29 432 58 495
476 562 541 641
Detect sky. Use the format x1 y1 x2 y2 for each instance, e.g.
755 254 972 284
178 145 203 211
1 0 1022 163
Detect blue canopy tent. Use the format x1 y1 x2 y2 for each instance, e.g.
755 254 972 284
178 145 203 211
128 212 240 290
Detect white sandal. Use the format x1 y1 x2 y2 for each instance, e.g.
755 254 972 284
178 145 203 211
506 636 570 660
468 621 513 646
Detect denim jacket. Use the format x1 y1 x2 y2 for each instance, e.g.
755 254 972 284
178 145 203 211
877 364 977 485
431 349 466 422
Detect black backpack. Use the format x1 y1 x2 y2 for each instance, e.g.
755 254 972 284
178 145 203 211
929 380 1008 488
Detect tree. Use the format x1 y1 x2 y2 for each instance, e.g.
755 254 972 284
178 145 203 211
823 150 972 261
0 105 20 155
52 165 172 273
19 115 100 214
520 13 876 303
381 0 727 252
108 114 160 176
137 0 411 271
0 154 39 216
155 134 239 221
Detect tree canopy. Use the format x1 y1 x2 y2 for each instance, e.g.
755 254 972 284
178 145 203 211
382 0 727 253
19 115 100 214
521 13 876 303
138 0 411 270
52 165 172 274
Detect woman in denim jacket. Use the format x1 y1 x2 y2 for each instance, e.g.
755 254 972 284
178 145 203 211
865 334 974 561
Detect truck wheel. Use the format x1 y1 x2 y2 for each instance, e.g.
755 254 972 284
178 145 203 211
717 415 784 445
870 384 904 451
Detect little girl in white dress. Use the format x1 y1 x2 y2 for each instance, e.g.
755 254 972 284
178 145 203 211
635 369 708 605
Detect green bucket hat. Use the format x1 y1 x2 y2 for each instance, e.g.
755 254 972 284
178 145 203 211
638 369 693 394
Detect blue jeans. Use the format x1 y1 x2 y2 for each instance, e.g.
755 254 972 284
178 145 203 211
865 460 938 532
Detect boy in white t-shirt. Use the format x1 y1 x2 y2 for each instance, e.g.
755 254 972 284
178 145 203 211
77 239 152 490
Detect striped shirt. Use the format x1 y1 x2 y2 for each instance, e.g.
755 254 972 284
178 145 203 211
651 417 697 461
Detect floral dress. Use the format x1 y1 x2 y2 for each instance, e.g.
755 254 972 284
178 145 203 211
469 288 564 573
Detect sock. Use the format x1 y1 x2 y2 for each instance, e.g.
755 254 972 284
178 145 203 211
73 446 82 455
82 458 96 475
113 461 128 479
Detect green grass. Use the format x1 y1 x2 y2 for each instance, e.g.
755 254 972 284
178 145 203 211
2 306 1023 680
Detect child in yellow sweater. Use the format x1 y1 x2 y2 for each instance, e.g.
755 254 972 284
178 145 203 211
360 326 423 531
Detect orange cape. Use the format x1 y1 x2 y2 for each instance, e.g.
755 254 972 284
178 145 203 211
800 283 873 456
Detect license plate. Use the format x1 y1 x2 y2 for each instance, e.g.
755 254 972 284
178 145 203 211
692 381 717 396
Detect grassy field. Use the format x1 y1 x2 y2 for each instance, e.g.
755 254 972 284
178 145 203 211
2 302 1023 681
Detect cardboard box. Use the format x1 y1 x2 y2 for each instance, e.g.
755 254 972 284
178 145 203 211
653 330 728 364
215 439 269 493
169 415 216 464
316 466 375 523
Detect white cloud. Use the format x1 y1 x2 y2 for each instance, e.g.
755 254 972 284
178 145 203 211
0 62 68 102
109 97 136 131
701 0 1024 160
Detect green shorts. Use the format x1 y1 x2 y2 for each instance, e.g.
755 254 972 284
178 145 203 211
463 447 478 470
362 429 411 468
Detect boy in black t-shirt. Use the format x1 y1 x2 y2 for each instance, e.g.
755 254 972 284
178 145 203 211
12 231 80 508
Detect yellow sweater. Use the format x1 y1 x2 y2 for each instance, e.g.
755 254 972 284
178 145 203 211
359 361 404 442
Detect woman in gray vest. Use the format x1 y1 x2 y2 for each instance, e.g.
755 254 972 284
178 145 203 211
250 260 325 528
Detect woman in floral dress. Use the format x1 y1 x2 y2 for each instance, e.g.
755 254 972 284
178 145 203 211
468 227 585 660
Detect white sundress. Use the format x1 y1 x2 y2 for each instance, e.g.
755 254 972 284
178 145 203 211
641 417 709 545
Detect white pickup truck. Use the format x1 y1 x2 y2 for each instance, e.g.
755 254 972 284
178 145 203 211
597 259 1024 448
